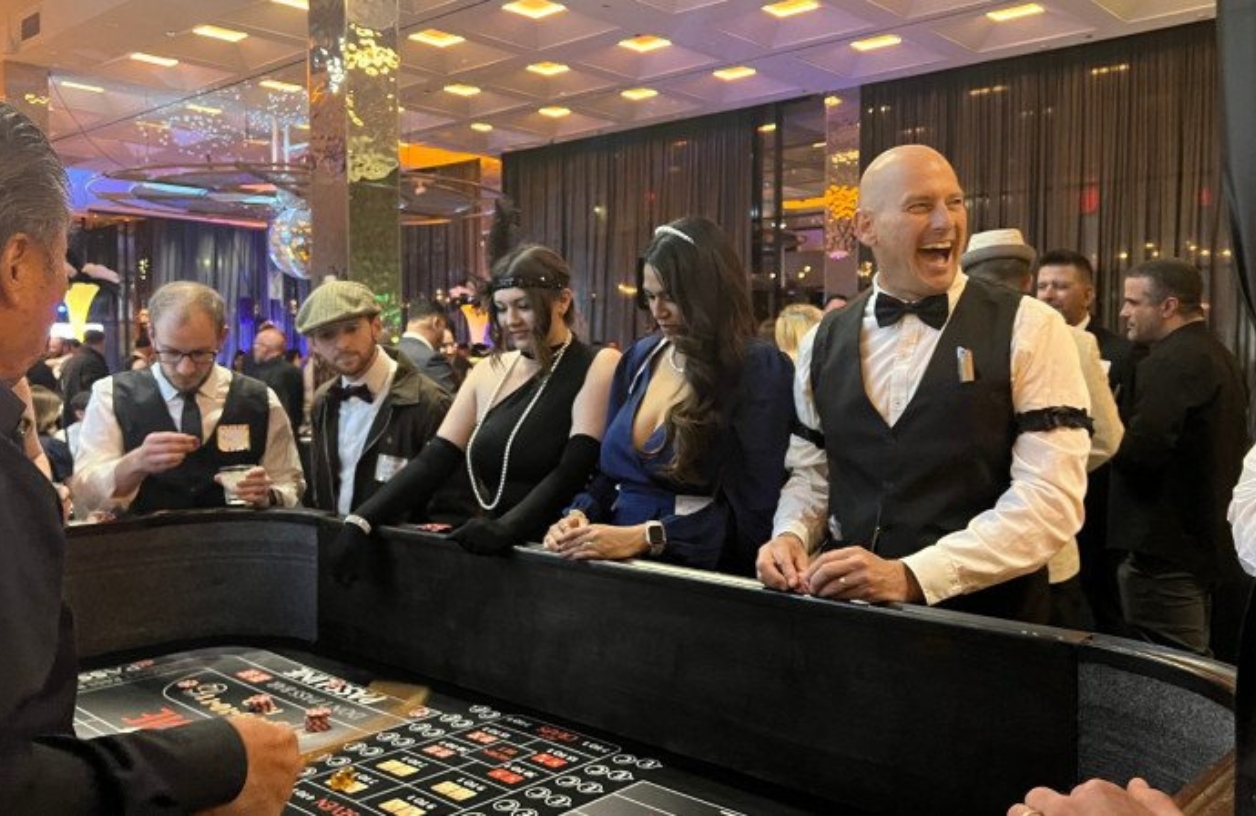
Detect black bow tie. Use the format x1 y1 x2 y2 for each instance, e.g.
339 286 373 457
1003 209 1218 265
329 383 373 404
874 292 950 330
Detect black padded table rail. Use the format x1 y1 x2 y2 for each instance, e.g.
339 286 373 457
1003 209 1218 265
64 510 1237 814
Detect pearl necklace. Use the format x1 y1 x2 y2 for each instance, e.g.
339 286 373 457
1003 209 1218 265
667 343 685 375
465 333 574 511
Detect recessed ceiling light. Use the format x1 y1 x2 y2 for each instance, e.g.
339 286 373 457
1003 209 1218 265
713 66 756 81
409 29 465 48
824 95 842 107
539 106 571 118
621 87 658 101
986 3 1045 22
527 61 570 76
758 123 776 132
444 84 481 96
762 0 819 18
130 52 180 67
186 103 223 114
619 35 671 53
260 79 303 93
60 80 105 93
271 0 309 9
503 0 566 19
850 34 901 52
471 122 493 132
192 24 249 42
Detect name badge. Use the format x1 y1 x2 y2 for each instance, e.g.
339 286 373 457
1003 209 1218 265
217 424 251 453
375 453 409 483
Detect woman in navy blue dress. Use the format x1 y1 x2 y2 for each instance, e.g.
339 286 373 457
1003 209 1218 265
544 216 794 576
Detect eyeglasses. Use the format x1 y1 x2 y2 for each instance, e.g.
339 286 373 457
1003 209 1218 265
155 347 218 365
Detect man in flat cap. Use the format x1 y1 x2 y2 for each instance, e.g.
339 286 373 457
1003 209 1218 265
73 281 305 514
961 227 1122 629
298 279 451 515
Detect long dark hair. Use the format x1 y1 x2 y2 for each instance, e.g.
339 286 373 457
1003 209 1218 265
638 216 756 485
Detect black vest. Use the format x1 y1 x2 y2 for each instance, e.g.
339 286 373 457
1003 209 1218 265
113 369 270 514
812 279 1048 622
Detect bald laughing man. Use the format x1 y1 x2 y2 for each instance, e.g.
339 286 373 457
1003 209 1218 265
758 144 1091 623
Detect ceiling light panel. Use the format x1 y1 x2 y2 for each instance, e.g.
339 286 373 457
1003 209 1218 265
192 24 249 42
271 0 308 9
619 35 671 53
527 61 570 76
60 80 105 93
850 34 902 52
539 106 571 117
502 0 566 19
409 29 465 48
713 66 756 80
260 79 303 93
130 52 179 67
763 0 820 18
986 3 1046 22
444 84 482 96
621 87 658 100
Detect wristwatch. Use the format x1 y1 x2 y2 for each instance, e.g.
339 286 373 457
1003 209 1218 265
644 521 666 557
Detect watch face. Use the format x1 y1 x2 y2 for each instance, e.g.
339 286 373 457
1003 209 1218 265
647 523 665 546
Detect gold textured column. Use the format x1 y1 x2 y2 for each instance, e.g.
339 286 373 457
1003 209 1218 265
307 0 402 333
0 61 50 132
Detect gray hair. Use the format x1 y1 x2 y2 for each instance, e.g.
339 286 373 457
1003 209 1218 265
148 281 227 331
0 103 70 253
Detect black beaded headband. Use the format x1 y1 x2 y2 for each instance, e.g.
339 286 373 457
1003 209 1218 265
488 273 567 293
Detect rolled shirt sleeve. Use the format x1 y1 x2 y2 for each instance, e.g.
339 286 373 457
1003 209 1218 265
771 325 830 554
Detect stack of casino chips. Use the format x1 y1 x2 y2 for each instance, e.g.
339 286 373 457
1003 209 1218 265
176 679 200 693
304 706 332 732
244 693 278 714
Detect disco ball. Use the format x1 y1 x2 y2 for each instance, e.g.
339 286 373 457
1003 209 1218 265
268 199 312 279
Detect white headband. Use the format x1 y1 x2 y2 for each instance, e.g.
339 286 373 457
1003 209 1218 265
653 224 695 246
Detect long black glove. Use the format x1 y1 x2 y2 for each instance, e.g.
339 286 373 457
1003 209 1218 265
451 434 600 556
327 435 463 586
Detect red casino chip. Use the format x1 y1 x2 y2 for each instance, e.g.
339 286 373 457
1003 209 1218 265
304 706 333 733
244 693 277 714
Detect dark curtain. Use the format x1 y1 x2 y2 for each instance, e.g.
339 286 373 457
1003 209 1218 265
503 108 759 346
145 219 306 362
861 22 1253 371
401 160 486 343
1220 1 1256 324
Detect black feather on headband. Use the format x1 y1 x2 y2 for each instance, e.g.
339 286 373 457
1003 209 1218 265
487 197 522 268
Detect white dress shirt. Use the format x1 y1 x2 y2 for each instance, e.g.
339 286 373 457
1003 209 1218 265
772 271 1091 605
1046 326 1124 584
334 347 396 515
72 364 306 513
1228 444 1256 577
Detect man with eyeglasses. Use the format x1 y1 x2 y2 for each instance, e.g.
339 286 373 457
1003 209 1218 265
72 281 305 515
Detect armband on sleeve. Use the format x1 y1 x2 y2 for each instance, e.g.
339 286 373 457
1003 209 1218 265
1015 406 1094 436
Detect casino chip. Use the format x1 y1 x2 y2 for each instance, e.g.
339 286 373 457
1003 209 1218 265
327 768 357 792
304 706 332 733
176 678 200 691
244 693 278 714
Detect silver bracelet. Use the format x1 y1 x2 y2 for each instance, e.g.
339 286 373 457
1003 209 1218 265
344 514 372 536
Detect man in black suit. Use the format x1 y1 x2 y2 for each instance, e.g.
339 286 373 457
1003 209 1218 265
58 327 109 426
1036 249 1140 409
398 300 458 393
1108 258 1249 657
248 323 305 432
0 100 300 813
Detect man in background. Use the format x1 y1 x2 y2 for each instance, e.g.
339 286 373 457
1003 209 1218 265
398 300 458 392
1108 259 1249 657
249 323 304 433
0 99 299 813
59 327 108 426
